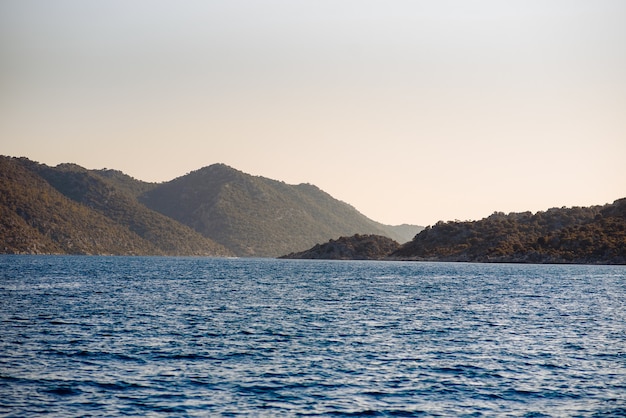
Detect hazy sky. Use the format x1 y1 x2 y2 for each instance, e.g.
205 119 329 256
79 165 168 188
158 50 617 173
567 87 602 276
2 1 625 226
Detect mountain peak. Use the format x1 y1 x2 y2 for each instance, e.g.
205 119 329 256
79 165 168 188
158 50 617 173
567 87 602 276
138 164 410 256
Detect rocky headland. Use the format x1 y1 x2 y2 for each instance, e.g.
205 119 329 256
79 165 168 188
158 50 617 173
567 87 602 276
280 234 400 260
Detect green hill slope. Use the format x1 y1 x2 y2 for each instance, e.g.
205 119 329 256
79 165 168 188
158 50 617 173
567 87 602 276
1 157 231 256
1 156 421 257
139 164 410 257
0 157 159 254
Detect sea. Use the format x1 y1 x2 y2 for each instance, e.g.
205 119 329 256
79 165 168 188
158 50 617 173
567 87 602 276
1 256 625 417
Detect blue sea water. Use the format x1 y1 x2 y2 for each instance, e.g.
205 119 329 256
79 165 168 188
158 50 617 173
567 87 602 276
0 256 625 417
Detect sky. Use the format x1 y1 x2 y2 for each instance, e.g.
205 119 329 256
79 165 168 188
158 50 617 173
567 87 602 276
1 0 625 226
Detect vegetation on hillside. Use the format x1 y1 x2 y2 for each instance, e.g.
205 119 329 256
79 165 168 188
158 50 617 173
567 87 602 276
0 157 159 254
391 200 626 264
32 162 230 256
0 157 230 256
280 234 400 260
1 157 418 257
139 164 412 257
4 155 621 264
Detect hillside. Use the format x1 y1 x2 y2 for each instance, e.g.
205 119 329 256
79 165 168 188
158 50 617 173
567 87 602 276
3 155 621 262
0 157 231 256
1 156 421 257
0 157 158 255
280 234 400 260
391 199 626 264
139 164 414 257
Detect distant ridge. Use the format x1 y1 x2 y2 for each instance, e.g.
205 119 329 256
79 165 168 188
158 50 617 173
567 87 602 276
384 223 423 243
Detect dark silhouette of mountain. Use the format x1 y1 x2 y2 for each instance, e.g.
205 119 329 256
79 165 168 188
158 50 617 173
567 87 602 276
391 199 626 264
139 164 413 257
280 234 400 260
0 157 231 256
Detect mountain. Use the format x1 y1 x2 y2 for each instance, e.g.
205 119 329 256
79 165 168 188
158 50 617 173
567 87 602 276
3 155 621 263
1 156 157 255
1 156 421 257
0 157 231 256
280 234 400 260
390 199 626 264
139 164 415 257
384 224 424 243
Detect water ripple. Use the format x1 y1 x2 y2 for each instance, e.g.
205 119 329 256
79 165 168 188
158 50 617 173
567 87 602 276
1 256 625 416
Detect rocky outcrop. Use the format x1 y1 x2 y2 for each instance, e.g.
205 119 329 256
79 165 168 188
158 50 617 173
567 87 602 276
390 199 626 264
280 234 400 260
